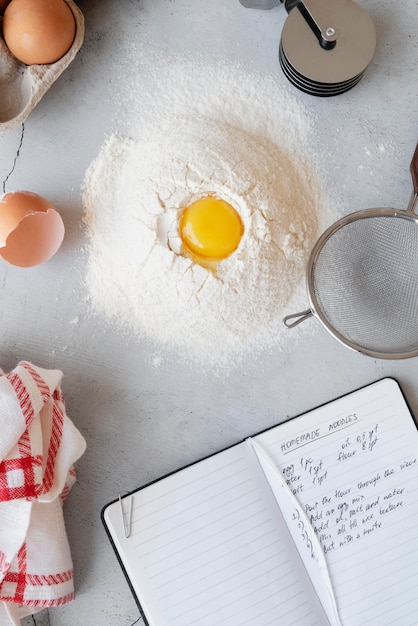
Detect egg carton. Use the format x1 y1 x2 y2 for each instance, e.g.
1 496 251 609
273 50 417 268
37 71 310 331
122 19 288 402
0 0 84 132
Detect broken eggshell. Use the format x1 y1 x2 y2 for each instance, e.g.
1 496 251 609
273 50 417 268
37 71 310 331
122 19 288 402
0 190 65 267
0 0 84 131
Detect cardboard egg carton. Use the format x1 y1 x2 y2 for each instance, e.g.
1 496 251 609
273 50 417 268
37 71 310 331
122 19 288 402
0 0 84 132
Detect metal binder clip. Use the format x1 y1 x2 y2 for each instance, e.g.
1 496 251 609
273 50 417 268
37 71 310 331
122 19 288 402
118 492 133 538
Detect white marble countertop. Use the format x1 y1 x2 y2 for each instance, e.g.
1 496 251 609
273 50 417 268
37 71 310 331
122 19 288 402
0 0 417 624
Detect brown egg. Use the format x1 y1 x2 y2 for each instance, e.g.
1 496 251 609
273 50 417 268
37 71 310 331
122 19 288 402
0 191 65 267
3 0 76 65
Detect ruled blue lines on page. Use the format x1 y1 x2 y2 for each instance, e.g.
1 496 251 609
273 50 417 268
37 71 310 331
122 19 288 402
122 443 328 626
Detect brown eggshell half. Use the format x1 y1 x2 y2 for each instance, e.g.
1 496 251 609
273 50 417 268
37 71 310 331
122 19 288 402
0 191 65 267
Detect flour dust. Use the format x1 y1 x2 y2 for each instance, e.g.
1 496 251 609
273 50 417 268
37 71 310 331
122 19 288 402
82 56 332 372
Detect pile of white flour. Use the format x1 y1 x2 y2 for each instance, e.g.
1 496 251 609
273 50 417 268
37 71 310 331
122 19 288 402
83 56 330 371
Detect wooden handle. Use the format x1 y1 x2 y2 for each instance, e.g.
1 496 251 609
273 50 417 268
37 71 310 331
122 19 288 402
411 142 418 194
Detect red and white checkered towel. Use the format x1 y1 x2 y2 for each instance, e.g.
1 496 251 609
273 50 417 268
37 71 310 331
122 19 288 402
0 361 86 625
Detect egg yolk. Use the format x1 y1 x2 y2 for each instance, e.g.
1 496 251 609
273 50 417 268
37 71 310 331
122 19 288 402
179 196 244 266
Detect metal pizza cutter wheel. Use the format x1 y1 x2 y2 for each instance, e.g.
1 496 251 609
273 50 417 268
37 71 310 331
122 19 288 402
279 0 377 96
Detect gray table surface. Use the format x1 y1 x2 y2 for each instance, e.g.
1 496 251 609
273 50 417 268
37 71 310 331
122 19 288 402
0 0 417 624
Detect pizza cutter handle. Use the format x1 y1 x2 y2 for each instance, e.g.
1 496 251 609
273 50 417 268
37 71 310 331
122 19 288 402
281 0 301 12
238 0 280 8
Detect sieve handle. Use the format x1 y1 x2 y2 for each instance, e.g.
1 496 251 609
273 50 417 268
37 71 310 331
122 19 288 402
283 308 313 328
407 142 418 214
411 141 418 194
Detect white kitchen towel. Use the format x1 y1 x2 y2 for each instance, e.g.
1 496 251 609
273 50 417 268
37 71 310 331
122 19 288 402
0 361 86 625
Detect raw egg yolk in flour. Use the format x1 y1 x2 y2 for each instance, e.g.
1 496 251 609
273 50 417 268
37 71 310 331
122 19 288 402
179 196 244 266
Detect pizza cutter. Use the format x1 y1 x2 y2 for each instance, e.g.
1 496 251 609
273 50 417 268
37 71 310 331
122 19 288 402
240 0 377 96
279 0 377 95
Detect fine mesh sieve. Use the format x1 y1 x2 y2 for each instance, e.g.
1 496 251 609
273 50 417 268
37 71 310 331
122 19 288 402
283 142 418 359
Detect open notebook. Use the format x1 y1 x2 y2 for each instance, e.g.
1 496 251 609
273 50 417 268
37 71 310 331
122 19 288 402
102 378 418 626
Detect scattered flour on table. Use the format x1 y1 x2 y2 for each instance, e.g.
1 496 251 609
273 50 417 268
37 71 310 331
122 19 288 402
82 56 334 372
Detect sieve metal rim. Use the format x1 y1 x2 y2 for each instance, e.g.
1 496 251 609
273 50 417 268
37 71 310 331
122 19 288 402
289 206 418 359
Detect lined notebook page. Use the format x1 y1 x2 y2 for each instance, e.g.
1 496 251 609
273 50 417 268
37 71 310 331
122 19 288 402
255 378 418 625
104 442 329 626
